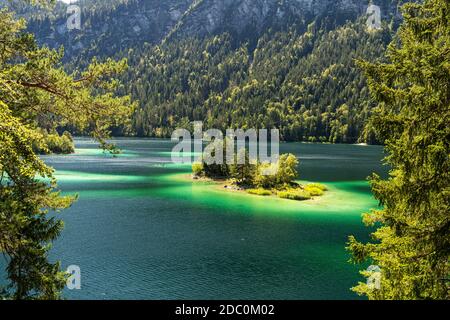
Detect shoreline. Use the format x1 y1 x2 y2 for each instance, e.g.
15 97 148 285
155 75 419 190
178 174 328 203
71 136 381 147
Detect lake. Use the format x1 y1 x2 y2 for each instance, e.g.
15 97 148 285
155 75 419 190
1 138 387 299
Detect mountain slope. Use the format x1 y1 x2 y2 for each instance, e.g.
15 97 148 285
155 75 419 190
127 18 391 143
10 0 402 60
23 0 194 59
166 0 388 41
2 0 412 143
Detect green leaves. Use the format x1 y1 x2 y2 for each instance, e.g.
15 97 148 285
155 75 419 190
348 0 450 300
128 19 391 143
0 2 133 299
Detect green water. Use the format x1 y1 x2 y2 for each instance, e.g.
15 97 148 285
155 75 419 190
0 138 387 299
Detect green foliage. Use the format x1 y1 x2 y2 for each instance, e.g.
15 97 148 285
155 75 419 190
200 138 230 179
192 142 306 196
277 189 311 201
191 143 325 201
348 0 450 300
305 183 328 191
247 188 272 196
304 185 324 197
253 163 278 189
254 154 299 189
192 162 204 177
0 101 75 300
229 148 257 186
15 0 404 144
276 154 299 185
16 0 402 144
0 3 133 299
32 129 75 155
128 19 392 143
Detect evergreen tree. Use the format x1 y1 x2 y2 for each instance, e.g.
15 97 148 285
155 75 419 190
0 2 134 299
229 148 256 186
348 0 449 299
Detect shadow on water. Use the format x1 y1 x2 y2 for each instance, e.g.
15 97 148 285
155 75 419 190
1 138 387 300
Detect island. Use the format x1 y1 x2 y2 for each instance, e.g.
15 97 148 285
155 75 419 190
192 149 327 201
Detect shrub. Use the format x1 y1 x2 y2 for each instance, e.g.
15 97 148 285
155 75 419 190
304 186 325 196
277 189 311 201
247 188 272 196
192 162 204 177
305 183 328 191
254 163 278 188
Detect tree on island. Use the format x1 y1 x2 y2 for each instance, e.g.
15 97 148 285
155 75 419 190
229 148 257 186
0 1 134 299
348 0 449 299
192 141 312 191
254 154 299 189
193 147 327 201
193 142 299 188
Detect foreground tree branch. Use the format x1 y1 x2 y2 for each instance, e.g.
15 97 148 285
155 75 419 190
0 2 135 299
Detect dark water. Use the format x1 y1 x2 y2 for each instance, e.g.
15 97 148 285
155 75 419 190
1 138 387 300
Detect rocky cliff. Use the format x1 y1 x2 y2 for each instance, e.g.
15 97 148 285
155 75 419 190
2 0 403 60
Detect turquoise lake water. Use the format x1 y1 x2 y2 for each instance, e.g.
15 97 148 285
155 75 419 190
0 138 387 299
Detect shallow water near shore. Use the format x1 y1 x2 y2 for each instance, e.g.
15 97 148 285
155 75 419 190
0 138 387 299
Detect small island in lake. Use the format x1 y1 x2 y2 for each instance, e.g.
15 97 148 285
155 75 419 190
192 149 327 201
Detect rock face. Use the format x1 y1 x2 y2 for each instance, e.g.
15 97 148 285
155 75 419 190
167 0 398 40
23 0 195 59
7 0 402 60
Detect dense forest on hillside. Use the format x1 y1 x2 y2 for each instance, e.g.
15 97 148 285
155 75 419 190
8 0 404 143
124 19 393 143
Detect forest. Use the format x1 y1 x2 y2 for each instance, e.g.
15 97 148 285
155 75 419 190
124 19 393 143
0 0 448 302
20 0 399 144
